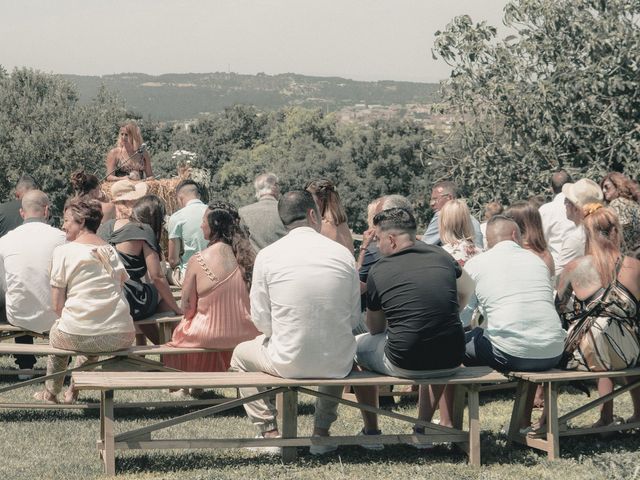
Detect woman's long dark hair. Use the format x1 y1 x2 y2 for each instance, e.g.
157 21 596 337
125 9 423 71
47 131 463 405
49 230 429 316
206 202 255 289
131 195 166 252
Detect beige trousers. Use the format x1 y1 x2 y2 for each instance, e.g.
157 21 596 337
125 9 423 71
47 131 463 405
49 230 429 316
229 335 343 433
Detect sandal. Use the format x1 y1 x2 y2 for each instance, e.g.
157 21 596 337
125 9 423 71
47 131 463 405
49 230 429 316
62 388 79 405
33 390 59 404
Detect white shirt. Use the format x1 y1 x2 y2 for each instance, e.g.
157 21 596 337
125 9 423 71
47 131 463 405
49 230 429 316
464 241 566 359
556 226 586 276
0 220 66 333
50 243 134 336
250 226 360 378
539 193 578 274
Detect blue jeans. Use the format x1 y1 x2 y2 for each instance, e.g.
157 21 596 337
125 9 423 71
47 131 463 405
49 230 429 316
355 333 459 379
463 328 562 372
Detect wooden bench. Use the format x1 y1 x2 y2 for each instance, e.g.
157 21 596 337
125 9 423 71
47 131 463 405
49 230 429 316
507 367 640 459
72 367 507 475
0 322 47 341
0 343 231 409
134 313 181 344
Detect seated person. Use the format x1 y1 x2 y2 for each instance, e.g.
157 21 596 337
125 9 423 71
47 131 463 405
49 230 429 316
166 180 208 287
306 178 354 254
556 204 640 429
98 183 181 342
450 215 566 430
354 208 474 448
0 190 66 376
165 202 259 377
105 122 153 182
229 191 360 455
34 199 135 404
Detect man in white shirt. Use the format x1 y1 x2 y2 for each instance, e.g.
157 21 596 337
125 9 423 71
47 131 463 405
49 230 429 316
0 190 66 374
555 179 604 274
539 170 578 275
230 190 361 454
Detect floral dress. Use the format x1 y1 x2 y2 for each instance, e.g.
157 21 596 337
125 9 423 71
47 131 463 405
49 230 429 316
609 197 640 258
442 239 483 327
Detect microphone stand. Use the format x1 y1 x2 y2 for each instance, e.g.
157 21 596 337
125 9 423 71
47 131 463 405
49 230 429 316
100 145 147 182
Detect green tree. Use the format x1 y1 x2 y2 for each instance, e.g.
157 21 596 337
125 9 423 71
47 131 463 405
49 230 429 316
430 0 640 211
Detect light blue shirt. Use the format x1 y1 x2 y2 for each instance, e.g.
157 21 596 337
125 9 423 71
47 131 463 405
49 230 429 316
422 211 484 248
464 240 566 359
167 199 208 274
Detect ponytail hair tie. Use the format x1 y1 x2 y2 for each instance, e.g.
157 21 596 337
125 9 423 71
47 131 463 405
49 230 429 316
582 202 603 217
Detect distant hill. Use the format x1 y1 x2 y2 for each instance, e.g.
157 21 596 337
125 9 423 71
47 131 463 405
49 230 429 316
60 72 440 122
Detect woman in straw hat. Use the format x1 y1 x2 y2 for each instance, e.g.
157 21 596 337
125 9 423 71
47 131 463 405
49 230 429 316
98 180 181 343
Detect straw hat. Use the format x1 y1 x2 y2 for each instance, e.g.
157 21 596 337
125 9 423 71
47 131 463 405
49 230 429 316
110 179 148 203
562 178 603 208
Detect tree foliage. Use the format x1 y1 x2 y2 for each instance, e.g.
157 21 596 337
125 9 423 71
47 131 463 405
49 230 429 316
430 0 640 210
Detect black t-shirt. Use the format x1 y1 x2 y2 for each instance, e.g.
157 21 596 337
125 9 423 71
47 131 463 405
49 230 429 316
0 200 23 238
367 242 465 370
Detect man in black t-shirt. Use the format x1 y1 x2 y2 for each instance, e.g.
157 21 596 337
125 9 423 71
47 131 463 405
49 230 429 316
353 207 474 449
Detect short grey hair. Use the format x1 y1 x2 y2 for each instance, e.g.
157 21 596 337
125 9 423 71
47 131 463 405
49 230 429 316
381 194 413 215
254 173 279 200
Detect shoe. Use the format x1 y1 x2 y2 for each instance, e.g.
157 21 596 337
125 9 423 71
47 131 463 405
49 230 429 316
309 434 338 456
246 433 282 455
408 427 434 450
169 388 190 398
188 388 204 398
17 374 33 381
33 390 58 404
357 429 384 451
62 388 79 405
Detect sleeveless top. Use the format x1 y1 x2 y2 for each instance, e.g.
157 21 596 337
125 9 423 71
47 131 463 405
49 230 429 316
97 220 160 320
113 148 146 179
167 252 259 349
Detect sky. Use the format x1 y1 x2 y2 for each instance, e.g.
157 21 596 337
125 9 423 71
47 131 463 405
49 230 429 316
1 0 510 83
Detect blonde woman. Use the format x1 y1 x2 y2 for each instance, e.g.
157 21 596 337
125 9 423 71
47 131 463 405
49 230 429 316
105 122 154 182
305 178 354 254
439 199 483 267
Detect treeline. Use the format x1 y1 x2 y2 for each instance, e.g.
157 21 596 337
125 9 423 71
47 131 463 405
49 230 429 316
1 0 638 231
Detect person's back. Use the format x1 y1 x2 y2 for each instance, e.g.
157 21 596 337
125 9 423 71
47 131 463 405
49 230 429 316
253 226 360 378
239 173 287 252
465 236 565 359
368 241 465 369
167 180 208 282
0 190 65 333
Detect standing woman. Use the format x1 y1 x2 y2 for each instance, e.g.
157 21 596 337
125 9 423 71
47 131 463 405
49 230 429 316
505 201 555 276
165 202 259 376
105 122 154 182
305 178 354 254
600 172 640 259
34 199 135 404
98 183 181 343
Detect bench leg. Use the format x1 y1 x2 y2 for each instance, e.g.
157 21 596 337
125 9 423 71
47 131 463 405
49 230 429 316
467 385 481 466
101 390 116 475
451 385 466 430
277 389 298 462
507 380 530 444
545 382 560 460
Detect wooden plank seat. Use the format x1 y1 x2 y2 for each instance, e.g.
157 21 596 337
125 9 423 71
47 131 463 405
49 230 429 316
72 366 508 475
507 367 640 459
0 322 47 341
133 313 182 344
0 343 231 410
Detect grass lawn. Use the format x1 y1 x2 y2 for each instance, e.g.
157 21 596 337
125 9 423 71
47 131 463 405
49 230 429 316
0 355 639 480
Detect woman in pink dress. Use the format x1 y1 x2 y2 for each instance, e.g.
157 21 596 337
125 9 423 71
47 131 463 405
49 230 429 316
165 201 259 375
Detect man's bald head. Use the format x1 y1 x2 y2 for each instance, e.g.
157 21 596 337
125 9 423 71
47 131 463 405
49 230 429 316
485 215 521 249
20 190 50 220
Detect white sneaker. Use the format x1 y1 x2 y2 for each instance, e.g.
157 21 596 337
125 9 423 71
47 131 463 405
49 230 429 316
246 433 282 456
17 374 33 381
309 434 338 456
358 429 384 451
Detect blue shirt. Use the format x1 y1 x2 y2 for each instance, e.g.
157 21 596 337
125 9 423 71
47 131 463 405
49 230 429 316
167 199 208 273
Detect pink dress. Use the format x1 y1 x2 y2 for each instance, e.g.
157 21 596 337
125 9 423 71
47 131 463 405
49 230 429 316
165 264 259 372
